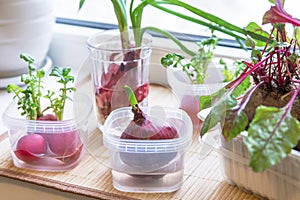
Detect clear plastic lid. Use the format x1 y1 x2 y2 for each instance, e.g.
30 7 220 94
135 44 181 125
3 92 93 133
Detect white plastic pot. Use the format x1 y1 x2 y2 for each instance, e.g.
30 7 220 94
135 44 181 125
0 0 55 78
219 134 300 200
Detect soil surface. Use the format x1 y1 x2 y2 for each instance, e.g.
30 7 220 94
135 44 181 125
242 83 300 150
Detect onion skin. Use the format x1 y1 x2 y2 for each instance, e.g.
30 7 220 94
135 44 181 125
120 106 178 140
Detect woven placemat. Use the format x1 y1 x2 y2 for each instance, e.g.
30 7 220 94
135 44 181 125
0 85 259 200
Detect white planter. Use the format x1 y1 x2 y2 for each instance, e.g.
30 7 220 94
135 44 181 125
219 135 300 200
0 0 55 78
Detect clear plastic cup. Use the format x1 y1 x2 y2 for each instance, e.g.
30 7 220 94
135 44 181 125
87 29 152 128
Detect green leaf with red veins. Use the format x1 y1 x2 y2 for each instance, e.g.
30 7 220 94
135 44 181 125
245 106 300 172
222 107 248 141
200 74 250 111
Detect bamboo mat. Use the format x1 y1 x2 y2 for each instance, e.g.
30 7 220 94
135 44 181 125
0 65 260 200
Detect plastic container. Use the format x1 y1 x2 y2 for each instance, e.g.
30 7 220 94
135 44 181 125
102 106 193 193
219 134 300 200
87 29 152 128
2 93 93 171
198 109 300 200
166 57 232 131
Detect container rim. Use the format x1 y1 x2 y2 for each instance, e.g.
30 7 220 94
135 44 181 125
86 29 152 52
2 92 93 130
102 106 193 153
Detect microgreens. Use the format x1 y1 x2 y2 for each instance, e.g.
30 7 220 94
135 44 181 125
7 53 75 121
43 67 76 120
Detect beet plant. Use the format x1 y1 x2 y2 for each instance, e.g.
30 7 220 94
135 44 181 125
200 0 300 172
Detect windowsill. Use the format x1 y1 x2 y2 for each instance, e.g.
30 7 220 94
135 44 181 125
0 22 251 200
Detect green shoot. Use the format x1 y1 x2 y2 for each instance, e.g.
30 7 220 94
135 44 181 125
78 0 268 57
220 59 247 83
44 67 76 120
6 54 75 121
124 85 138 111
161 35 219 84
7 53 45 120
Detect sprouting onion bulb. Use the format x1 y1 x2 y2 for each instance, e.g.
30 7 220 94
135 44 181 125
120 85 178 140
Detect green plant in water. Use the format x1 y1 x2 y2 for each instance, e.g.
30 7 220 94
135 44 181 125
161 34 247 84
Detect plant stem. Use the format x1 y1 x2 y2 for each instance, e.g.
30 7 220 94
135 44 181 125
146 0 268 44
111 0 130 49
143 26 196 56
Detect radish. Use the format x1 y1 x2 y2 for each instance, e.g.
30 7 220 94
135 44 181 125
37 114 57 121
6 53 80 165
40 129 82 157
15 134 47 162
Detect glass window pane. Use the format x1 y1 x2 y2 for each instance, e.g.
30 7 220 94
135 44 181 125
54 0 298 39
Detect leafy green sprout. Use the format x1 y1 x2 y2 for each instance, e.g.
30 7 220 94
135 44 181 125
43 67 76 120
7 54 76 120
7 54 45 120
220 59 247 83
161 35 242 84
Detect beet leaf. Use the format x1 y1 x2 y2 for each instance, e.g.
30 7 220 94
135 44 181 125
200 76 251 111
245 105 300 172
222 108 248 141
200 88 227 111
262 0 300 26
200 94 237 137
